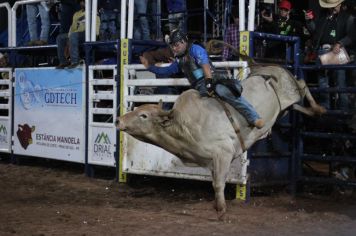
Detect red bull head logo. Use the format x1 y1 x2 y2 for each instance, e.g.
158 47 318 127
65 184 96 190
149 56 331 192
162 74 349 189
17 124 35 150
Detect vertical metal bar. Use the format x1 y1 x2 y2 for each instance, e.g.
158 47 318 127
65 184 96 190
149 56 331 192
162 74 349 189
115 38 121 182
293 37 300 76
249 31 254 57
84 45 91 176
127 0 134 39
10 69 15 163
239 0 245 31
247 0 256 31
119 38 129 183
290 110 297 196
120 0 127 39
11 2 18 47
223 0 232 41
286 45 292 65
85 0 92 42
156 0 162 40
91 0 98 41
204 0 208 43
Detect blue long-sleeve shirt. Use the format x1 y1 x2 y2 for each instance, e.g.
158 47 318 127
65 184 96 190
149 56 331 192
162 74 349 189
147 44 210 80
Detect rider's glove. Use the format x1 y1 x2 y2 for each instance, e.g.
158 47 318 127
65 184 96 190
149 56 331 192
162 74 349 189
205 78 214 96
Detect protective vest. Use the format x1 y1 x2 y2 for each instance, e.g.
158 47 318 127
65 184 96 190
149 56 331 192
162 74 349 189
177 44 242 96
177 44 205 84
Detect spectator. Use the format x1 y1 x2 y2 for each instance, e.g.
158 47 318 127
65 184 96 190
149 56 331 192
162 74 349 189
306 0 355 109
59 0 80 34
56 0 100 69
98 0 120 40
260 0 302 59
222 6 239 61
134 0 150 40
26 2 50 46
165 0 187 32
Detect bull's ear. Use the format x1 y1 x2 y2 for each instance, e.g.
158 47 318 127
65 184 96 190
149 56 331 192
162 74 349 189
156 109 175 127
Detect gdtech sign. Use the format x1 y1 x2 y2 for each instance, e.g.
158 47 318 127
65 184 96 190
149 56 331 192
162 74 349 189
13 68 85 163
93 132 112 159
17 71 80 109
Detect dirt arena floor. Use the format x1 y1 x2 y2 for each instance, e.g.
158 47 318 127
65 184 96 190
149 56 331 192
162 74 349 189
1 156 356 236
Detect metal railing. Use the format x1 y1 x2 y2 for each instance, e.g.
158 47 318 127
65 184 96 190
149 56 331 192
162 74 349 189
0 2 11 47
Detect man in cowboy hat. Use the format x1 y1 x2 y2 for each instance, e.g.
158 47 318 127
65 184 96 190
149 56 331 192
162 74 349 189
305 0 355 109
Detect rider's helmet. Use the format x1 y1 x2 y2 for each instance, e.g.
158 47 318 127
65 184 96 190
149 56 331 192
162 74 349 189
165 29 188 45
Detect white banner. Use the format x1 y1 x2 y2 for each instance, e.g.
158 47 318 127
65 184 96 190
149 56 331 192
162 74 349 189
88 126 117 166
13 68 86 163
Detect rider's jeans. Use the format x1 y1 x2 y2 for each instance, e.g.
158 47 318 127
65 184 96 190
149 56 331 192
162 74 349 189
194 79 261 125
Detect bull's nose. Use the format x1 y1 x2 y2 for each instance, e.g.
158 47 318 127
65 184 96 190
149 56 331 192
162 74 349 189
116 118 126 131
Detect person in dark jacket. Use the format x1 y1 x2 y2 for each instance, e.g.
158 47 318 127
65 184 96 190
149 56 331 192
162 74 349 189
306 0 355 109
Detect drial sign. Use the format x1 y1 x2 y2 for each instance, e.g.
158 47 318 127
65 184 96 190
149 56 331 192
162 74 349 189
13 68 86 163
0 124 7 143
93 132 112 159
88 126 117 166
0 121 11 152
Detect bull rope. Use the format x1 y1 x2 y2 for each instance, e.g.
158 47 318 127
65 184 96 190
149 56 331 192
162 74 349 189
253 74 283 114
215 98 246 152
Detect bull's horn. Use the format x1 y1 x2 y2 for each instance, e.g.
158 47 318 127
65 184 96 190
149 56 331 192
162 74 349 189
158 109 174 117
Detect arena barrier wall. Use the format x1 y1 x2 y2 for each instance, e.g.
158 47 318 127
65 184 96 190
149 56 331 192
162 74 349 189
13 67 86 163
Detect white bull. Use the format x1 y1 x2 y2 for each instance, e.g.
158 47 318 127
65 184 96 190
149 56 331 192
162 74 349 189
117 65 325 219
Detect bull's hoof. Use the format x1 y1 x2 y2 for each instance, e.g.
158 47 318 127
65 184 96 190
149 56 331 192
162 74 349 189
217 210 227 221
213 201 227 220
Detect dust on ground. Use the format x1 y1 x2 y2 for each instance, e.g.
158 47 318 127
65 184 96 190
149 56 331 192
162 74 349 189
0 157 356 236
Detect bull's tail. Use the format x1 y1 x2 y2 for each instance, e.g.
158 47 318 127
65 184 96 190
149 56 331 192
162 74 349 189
295 80 327 116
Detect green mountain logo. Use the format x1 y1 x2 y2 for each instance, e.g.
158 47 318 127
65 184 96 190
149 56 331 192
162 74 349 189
94 132 111 144
0 125 7 135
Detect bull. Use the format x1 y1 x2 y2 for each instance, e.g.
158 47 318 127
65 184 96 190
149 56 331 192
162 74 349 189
117 65 326 219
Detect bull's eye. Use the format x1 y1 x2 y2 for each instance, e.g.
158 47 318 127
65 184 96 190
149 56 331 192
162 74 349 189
139 114 148 119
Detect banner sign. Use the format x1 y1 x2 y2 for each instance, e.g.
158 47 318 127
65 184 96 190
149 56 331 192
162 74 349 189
88 126 116 166
13 68 86 163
